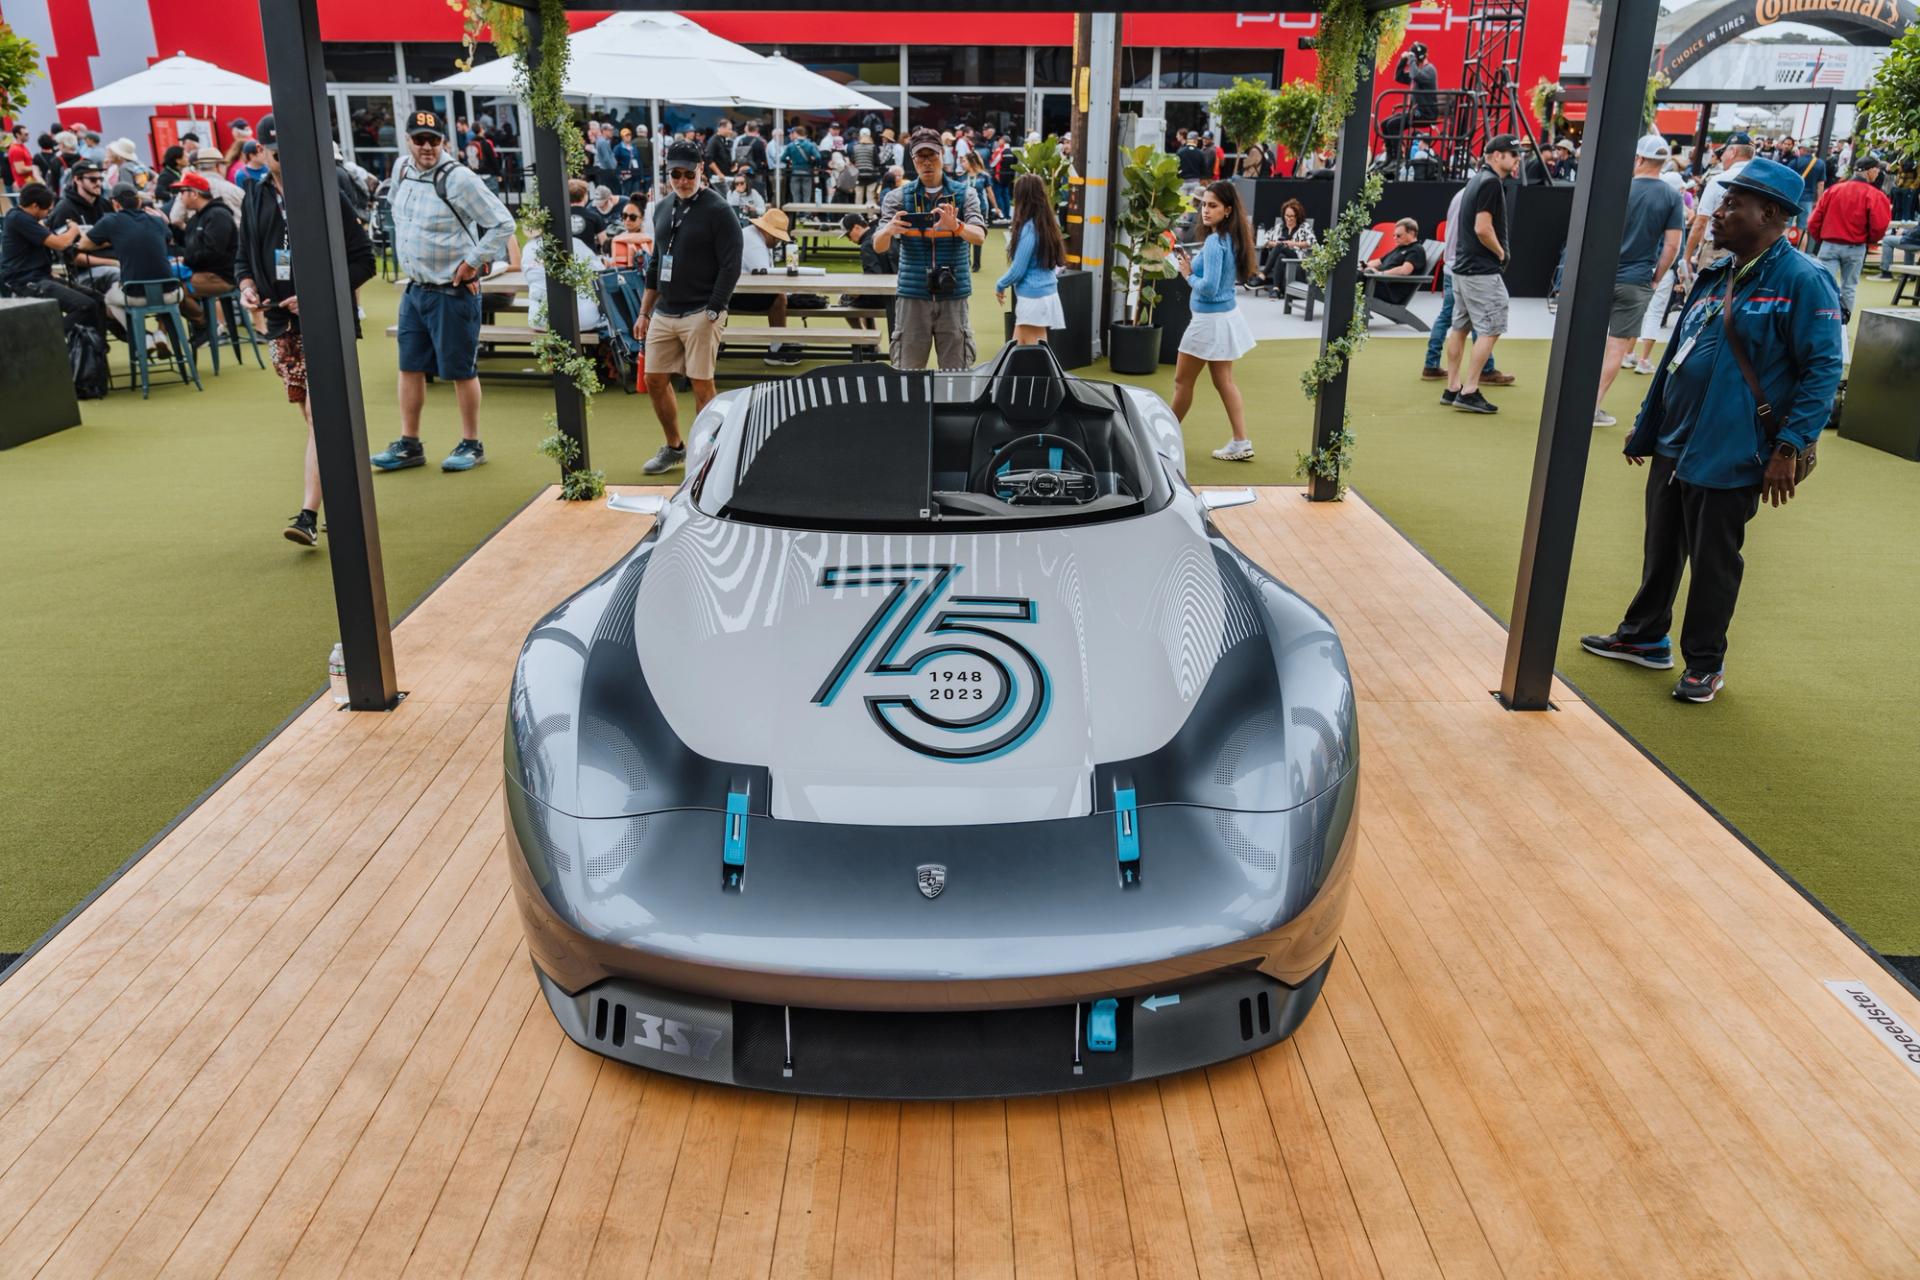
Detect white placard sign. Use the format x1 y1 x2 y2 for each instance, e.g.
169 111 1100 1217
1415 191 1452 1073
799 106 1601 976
1825 981 1920 1079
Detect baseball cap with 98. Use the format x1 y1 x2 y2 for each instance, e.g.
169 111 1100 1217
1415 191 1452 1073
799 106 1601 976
407 109 446 141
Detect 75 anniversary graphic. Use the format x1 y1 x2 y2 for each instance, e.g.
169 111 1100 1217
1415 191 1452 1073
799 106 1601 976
813 564 1050 762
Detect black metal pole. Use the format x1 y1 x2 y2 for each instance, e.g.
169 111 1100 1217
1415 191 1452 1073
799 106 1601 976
524 3 591 478
1498 0 1662 710
1307 55 1375 503
258 0 400 710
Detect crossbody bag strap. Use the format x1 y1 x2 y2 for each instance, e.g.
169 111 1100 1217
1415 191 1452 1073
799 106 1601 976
1718 267 1780 445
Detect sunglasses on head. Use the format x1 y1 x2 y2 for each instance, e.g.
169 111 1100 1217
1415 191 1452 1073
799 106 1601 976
668 167 698 179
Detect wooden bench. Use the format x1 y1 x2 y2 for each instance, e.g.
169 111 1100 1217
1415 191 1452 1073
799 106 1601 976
717 324 883 361
383 323 599 347
1891 263 1920 308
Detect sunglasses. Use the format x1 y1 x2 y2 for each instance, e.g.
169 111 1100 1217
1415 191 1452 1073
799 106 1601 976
668 168 698 180
621 212 642 221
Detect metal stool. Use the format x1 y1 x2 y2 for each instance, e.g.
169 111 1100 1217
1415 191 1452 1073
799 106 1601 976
204 291 266 374
120 279 203 397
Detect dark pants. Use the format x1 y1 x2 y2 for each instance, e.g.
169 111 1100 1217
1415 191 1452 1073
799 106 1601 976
1616 454 1761 672
1379 112 1432 163
16 276 103 333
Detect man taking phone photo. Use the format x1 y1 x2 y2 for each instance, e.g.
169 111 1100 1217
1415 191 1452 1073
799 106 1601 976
872 126 986 370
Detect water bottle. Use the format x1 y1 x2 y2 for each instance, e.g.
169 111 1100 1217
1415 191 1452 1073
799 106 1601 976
328 643 349 707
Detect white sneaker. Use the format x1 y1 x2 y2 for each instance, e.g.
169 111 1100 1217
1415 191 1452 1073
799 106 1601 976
1632 357 1655 374
1211 439 1255 461
1593 409 1617 427
1620 354 1637 369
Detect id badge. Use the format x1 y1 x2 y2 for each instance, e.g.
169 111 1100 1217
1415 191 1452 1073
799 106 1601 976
659 252 674 283
273 248 292 282
1668 331 1697 370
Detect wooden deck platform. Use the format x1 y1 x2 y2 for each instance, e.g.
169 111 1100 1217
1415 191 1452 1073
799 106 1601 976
4 487 1919 1278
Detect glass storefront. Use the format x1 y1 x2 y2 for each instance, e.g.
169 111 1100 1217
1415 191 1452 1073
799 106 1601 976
909 47 1024 87
319 38 1235 181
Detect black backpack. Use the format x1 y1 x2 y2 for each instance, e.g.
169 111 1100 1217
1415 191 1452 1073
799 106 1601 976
68 324 109 400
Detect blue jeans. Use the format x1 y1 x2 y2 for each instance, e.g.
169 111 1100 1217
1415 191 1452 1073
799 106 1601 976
1816 241 1867 314
1425 274 1496 373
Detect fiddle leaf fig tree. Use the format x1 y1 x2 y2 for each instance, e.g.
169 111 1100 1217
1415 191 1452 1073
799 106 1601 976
1014 134 1073 205
1110 144 1188 327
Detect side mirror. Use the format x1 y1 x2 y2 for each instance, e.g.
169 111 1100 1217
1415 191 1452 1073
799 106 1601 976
1200 488 1257 511
607 493 666 516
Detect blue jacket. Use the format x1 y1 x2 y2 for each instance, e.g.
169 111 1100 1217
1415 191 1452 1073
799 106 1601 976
1188 232 1239 314
1625 234 1842 489
995 223 1059 298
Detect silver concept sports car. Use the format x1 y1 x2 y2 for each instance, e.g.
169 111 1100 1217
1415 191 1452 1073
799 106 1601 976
505 343 1358 1098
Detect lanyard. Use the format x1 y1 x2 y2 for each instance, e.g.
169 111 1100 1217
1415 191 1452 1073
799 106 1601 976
660 195 693 259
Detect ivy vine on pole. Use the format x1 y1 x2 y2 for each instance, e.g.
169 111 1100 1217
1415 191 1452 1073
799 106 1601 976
1290 0 1388 500
457 0 606 500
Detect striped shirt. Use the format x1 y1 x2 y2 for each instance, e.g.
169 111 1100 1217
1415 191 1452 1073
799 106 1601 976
389 157 514 285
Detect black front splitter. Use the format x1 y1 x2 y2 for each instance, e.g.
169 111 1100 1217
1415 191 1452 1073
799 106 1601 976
534 955 1332 1099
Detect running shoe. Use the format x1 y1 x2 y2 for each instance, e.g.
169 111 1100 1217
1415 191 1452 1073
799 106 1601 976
442 438 487 471
371 437 426 471
1673 669 1725 702
1579 633 1674 669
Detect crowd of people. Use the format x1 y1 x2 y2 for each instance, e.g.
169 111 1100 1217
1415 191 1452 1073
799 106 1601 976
7 91 1906 664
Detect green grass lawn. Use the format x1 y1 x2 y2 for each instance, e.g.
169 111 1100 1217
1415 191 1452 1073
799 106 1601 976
2 246 1914 964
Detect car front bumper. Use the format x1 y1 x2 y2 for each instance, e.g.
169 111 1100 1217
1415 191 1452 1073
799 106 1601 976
532 952 1335 1099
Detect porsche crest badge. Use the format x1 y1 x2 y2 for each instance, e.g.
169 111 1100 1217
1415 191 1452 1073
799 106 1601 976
916 864 947 899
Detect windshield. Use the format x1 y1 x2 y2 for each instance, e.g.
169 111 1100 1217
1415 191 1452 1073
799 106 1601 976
711 367 1171 531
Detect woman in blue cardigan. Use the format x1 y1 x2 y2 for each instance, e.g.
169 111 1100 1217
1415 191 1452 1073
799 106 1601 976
995 174 1067 345
1174 180 1260 461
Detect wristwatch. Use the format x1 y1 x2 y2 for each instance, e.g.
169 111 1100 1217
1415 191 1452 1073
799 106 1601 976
1773 441 1800 461
706 308 723 323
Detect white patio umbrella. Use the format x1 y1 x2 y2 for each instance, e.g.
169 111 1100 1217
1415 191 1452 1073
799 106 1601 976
57 52 271 110
435 14 886 112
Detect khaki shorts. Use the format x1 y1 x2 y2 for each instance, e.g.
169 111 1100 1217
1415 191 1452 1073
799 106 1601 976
645 308 724 381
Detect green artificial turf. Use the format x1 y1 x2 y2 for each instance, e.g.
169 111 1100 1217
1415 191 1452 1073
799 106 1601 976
2 247 1915 962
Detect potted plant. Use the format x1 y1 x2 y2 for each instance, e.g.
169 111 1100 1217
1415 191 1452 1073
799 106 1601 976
1270 81 1330 177
1107 144 1187 375
1209 76 1274 175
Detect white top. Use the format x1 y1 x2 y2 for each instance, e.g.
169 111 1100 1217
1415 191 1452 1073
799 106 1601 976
740 228 773 272
524 235 603 332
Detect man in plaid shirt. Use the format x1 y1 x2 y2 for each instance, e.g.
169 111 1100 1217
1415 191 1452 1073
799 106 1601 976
371 109 516 474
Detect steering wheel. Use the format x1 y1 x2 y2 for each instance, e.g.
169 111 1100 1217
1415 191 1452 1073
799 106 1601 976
979 433 1099 506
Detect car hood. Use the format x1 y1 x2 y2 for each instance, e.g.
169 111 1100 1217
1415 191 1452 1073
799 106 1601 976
625 503 1267 825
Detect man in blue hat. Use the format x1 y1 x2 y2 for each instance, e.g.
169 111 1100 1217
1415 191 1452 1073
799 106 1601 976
1581 156 1843 704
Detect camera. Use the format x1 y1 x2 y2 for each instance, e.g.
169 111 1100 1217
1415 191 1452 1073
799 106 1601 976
925 263 958 295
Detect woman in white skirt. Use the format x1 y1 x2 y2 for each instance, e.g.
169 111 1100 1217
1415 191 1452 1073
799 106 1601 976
1174 180 1259 461
995 174 1067 344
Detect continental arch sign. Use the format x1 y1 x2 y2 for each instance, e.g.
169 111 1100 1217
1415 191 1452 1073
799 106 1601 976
1656 0 1917 82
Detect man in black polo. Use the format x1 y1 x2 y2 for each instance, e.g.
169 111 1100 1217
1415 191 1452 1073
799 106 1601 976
633 141 742 475
1441 135 1518 414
